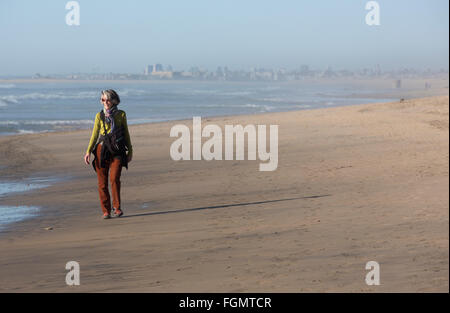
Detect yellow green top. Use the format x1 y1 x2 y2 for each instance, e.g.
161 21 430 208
86 110 133 157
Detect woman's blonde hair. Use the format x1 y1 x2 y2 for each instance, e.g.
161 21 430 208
101 89 120 106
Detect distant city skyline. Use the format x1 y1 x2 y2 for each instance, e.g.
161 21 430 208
14 63 447 82
0 0 448 75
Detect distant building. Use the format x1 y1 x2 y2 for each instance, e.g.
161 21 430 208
172 71 183 79
154 64 164 72
216 67 224 78
144 65 153 76
321 66 336 78
375 64 381 76
299 65 309 76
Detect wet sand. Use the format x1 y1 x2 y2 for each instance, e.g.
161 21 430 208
0 95 448 292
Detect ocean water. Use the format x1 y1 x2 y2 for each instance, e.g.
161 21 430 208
0 80 396 135
0 177 56 197
0 176 60 231
0 206 40 231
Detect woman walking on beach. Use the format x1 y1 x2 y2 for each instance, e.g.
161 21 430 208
84 89 133 219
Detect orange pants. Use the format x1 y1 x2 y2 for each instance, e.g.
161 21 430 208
95 143 122 214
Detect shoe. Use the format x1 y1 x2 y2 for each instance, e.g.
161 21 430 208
113 208 123 217
103 213 111 219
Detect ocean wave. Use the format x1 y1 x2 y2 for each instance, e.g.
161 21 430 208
217 91 253 96
0 84 15 89
257 97 310 103
118 89 148 96
128 118 168 124
194 103 275 110
24 120 93 125
0 91 98 103
0 89 155 103
247 103 313 110
244 103 276 111
0 120 93 126
0 129 50 136
293 104 313 109
2 88 256 104
0 95 19 104
175 89 254 97
172 89 220 96
244 103 262 108
0 121 19 125
17 129 38 134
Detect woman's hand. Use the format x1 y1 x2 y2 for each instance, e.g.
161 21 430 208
84 153 90 165
127 153 132 163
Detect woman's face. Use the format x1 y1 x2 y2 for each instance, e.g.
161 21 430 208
101 95 113 110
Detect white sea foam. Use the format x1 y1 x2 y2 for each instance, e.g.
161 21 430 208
258 97 309 103
244 103 260 108
23 120 93 125
293 104 312 109
0 121 19 125
0 120 93 126
195 103 276 110
244 103 276 111
119 89 147 96
0 95 19 104
0 91 98 103
17 129 37 134
178 89 253 97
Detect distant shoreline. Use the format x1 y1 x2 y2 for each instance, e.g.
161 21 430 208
1 76 449 84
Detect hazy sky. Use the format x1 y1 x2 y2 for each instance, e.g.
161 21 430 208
0 0 448 75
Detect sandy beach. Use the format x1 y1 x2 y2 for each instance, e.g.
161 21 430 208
0 95 448 292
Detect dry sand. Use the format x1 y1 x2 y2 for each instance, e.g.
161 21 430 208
0 95 448 292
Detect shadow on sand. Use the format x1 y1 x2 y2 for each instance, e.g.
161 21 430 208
121 194 331 219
